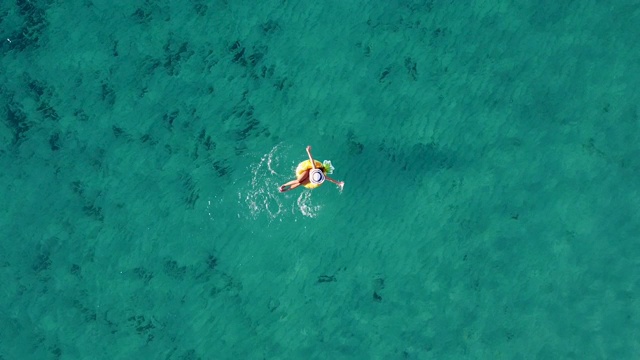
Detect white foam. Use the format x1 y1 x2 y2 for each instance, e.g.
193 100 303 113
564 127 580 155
243 144 285 220
296 190 321 218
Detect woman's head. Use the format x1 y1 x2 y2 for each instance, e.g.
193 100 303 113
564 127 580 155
309 168 326 184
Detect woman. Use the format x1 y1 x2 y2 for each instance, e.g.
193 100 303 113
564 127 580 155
279 146 344 193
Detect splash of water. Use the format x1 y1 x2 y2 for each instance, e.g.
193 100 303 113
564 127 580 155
243 144 285 220
296 191 321 218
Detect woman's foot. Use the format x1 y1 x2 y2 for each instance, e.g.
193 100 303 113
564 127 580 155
279 185 287 193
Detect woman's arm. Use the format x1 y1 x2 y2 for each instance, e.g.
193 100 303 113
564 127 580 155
326 175 344 188
306 145 317 169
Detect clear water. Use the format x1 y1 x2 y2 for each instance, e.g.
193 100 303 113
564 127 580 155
1 1 639 359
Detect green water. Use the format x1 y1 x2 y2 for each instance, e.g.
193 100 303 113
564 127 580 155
1 1 639 359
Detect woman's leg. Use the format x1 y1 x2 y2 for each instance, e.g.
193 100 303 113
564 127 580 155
284 182 302 191
279 170 310 192
279 179 299 192
297 169 310 183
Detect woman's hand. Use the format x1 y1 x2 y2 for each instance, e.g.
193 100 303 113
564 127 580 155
306 145 312 152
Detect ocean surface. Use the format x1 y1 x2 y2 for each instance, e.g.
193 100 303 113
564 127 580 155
1 1 639 359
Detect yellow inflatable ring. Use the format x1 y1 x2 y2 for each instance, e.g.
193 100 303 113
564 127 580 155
296 160 324 189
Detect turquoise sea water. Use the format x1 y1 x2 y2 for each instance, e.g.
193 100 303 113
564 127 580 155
1 1 639 359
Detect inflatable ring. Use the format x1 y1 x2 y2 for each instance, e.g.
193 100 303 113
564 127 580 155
296 160 324 189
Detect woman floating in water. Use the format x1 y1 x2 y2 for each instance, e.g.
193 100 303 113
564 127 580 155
279 146 344 193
